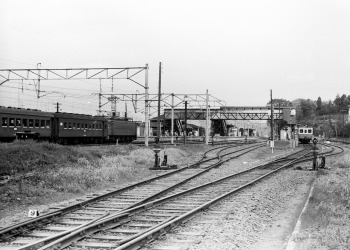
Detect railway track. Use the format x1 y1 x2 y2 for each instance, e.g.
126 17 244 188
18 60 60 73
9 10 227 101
29 145 315 249
0 142 265 249
3 143 339 249
34 143 342 250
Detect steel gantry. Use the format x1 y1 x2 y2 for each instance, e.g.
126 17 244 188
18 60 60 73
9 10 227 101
95 92 225 144
0 65 151 146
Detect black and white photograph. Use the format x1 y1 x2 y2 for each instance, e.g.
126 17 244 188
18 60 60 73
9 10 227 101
1 1 350 249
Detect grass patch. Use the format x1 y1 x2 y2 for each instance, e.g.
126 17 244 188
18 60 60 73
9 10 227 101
295 153 350 249
0 141 207 211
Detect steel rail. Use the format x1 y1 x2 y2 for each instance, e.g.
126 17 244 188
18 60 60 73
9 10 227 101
16 213 112 250
129 144 265 208
290 142 343 166
35 147 310 250
113 149 314 250
0 142 262 246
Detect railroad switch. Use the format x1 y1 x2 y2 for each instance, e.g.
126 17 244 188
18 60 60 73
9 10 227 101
319 156 326 168
161 155 168 166
149 147 177 170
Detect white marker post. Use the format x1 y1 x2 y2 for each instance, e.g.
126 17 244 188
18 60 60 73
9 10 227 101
270 140 274 154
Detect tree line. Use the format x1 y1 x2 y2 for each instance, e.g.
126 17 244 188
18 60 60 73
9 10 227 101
269 94 350 138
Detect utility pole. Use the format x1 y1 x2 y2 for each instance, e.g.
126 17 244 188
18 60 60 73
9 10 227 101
145 64 149 146
37 63 41 98
270 90 274 140
205 89 209 145
270 90 274 153
125 102 127 119
157 62 162 144
184 98 187 145
278 103 281 140
98 93 102 116
171 93 174 144
54 102 61 113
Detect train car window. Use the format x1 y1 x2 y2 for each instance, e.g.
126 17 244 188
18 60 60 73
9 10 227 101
88 124 91 129
64 122 67 129
299 129 303 133
99 124 101 130
9 118 15 127
29 119 34 128
68 123 72 129
92 124 95 130
40 120 45 128
35 119 39 128
73 123 76 129
16 118 21 127
23 119 28 128
104 124 107 129
308 129 312 133
1 117 8 127
77 123 80 129
46 120 51 128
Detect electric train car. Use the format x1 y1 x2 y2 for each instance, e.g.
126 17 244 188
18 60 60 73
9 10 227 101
0 106 138 144
0 106 54 141
53 112 108 144
107 118 137 142
297 127 313 144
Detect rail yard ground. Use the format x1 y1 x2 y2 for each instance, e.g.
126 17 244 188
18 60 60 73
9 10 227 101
0 140 349 249
287 145 350 250
0 140 205 227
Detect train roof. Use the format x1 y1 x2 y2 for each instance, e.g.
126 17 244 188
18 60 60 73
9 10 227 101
0 106 54 117
53 112 107 121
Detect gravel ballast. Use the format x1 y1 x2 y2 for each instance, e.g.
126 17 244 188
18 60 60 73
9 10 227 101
144 153 315 250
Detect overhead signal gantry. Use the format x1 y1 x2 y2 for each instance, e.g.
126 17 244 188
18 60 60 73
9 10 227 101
0 65 152 145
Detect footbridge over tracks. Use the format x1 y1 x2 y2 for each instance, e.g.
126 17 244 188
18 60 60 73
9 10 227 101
164 106 296 124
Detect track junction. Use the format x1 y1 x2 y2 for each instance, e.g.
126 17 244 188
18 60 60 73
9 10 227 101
0 141 343 250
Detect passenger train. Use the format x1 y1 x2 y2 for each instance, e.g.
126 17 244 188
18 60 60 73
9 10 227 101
0 106 137 144
297 126 314 144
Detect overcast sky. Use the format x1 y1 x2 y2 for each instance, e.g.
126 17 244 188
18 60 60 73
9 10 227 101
1 0 350 117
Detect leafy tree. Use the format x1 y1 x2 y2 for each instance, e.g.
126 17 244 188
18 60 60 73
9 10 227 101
293 99 316 126
334 94 349 112
334 94 341 110
316 97 322 110
344 123 350 138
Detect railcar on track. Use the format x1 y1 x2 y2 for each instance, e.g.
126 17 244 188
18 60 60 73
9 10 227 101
297 127 313 144
0 106 54 141
53 112 108 144
108 119 137 142
0 106 138 144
